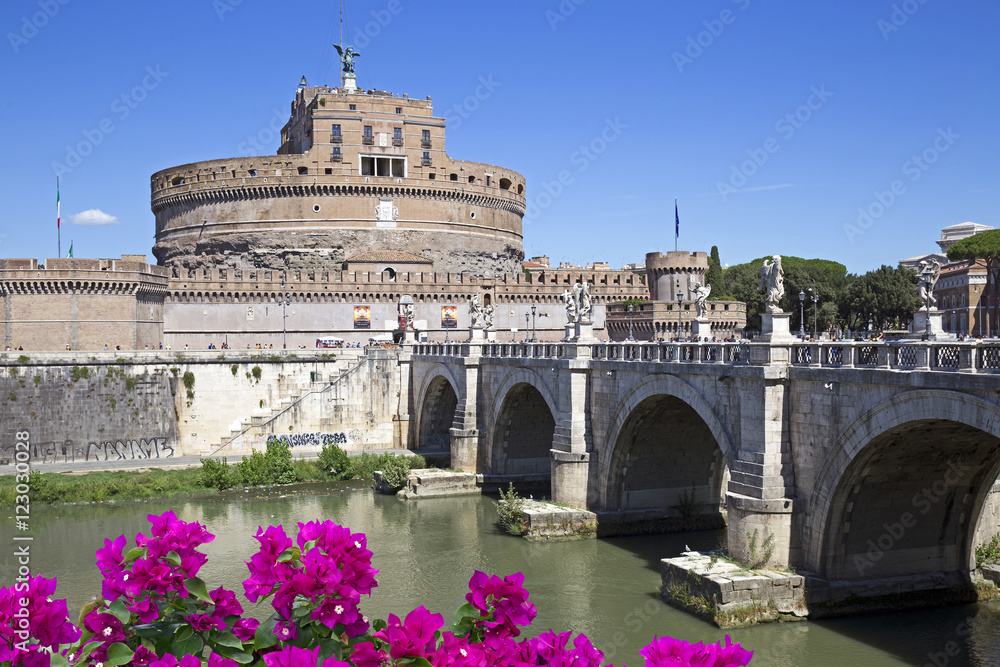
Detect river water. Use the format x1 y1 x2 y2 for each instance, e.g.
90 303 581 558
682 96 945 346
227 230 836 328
11 482 1000 666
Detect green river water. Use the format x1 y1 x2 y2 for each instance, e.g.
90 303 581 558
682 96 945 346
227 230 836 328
8 481 1000 666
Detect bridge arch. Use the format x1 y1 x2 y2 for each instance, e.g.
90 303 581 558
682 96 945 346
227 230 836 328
598 375 735 518
412 365 461 452
807 389 1000 583
485 368 558 477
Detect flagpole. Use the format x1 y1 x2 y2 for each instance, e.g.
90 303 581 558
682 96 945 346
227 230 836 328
674 198 678 252
57 175 61 258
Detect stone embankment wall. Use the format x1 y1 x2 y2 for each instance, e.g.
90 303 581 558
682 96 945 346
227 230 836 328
0 349 403 467
974 480 1000 554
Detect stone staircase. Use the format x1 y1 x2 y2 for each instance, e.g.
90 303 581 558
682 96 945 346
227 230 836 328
208 349 366 455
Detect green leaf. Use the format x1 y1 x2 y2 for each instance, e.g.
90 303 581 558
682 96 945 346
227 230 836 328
75 640 100 662
174 624 194 642
317 637 344 661
184 576 212 603
163 550 183 567
451 602 479 625
293 604 312 618
107 598 131 624
49 651 70 667
254 618 278 651
211 632 245 650
169 634 205 658
276 546 301 563
212 645 255 664
124 546 145 563
133 621 182 639
104 642 135 667
401 658 435 667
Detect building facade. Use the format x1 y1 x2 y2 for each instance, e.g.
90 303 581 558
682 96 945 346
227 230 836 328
0 256 167 351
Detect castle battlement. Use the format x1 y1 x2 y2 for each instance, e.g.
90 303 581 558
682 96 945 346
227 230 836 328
151 82 525 277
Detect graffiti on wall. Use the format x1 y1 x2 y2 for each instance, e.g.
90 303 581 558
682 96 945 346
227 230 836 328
265 432 350 448
0 437 175 465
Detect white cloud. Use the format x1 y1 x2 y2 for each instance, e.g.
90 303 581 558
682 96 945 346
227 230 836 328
70 209 119 226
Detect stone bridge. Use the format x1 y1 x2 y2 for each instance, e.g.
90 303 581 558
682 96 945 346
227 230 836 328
403 338 1000 605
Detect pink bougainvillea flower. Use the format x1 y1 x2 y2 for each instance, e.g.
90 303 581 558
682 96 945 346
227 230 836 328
128 597 160 624
150 654 179 667
207 653 239 667
641 634 753 667
179 655 203 667
210 585 244 618
465 570 537 638
83 611 125 644
373 606 444 660
232 617 260 641
130 645 160 666
349 642 390 667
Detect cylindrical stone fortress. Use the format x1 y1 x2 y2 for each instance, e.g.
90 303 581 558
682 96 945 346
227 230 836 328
151 85 526 276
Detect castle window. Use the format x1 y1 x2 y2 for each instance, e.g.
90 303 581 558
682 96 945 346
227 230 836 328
298 166 308 175
171 176 185 186
421 151 431 166
349 104 356 111
485 175 491 187
364 125 373 137
331 124 342 143
395 107 402 114
392 127 403 146
428 172 435 179
325 168 332 174
468 175 476 184
361 155 406 177
499 177 511 190
248 169 257 177
332 146 342 162
421 129 431 148
363 125 374 145
450 173 458 181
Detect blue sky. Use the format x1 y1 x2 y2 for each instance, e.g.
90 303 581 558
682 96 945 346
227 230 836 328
1 0 997 274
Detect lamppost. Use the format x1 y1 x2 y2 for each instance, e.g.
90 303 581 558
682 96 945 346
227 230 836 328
810 288 819 340
531 304 538 343
798 290 806 338
281 291 291 349
627 303 635 342
676 290 684 341
524 313 530 343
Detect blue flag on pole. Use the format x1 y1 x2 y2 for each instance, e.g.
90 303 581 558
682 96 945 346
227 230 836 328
675 200 679 238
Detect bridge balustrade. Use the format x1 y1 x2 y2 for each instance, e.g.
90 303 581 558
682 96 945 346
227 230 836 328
405 340 1000 373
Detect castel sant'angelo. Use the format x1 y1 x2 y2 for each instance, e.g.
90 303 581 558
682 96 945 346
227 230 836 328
0 61 745 350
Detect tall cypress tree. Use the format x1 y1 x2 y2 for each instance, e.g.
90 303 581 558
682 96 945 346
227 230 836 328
706 245 726 297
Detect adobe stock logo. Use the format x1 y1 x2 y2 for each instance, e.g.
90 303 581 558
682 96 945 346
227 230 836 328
7 0 71 53
843 126 959 243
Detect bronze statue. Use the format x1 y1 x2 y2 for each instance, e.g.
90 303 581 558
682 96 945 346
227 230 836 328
333 44 360 75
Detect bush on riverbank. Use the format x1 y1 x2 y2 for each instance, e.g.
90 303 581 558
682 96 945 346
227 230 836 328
0 467 205 506
196 441 427 490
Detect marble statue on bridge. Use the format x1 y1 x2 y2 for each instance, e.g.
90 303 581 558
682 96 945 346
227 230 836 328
917 259 942 309
469 293 484 328
691 279 712 319
563 289 578 324
758 255 785 313
574 281 593 323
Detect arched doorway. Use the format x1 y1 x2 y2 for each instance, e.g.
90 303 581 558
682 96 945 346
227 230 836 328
607 394 728 525
417 376 458 451
822 419 1000 582
491 383 555 476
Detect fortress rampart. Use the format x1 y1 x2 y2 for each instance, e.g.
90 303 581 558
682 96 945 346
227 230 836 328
151 86 526 276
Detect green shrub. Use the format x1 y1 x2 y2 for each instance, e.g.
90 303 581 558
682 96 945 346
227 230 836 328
318 442 352 479
251 366 262 383
182 371 196 400
16 355 29 363
200 457 238 490
71 366 90 382
380 455 412 489
8 391 15 402
976 533 1000 569
237 450 268 486
231 364 239 377
496 483 527 536
264 438 296 484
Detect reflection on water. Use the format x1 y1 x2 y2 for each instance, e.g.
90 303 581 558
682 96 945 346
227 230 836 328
5 483 1000 667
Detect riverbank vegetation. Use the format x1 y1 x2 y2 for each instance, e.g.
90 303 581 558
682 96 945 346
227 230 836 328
0 442 426 506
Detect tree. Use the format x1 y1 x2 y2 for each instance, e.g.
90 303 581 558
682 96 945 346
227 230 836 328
706 246 727 297
839 265 919 332
722 256 849 332
947 230 1000 337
